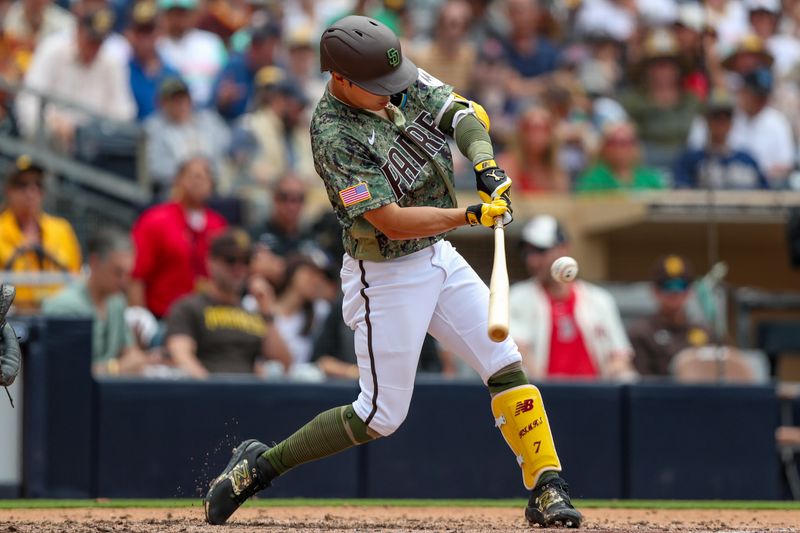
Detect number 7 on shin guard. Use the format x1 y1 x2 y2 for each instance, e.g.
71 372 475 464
491 384 561 490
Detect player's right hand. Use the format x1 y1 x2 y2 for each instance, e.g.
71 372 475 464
466 197 512 228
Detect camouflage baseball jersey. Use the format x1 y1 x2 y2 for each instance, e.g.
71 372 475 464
311 69 457 261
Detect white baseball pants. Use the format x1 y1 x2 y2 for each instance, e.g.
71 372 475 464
340 239 522 436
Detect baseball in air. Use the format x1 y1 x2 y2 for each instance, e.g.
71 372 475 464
551 256 579 283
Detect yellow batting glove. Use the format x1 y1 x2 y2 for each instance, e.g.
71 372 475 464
465 198 512 228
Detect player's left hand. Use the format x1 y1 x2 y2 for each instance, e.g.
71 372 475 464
466 197 513 228
475 160 512 204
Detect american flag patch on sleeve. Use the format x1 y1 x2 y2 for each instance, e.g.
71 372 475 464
339 183 372 207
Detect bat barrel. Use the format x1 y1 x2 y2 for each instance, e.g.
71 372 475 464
487 219 509 342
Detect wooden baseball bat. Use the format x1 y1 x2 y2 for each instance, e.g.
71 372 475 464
488 217 509 342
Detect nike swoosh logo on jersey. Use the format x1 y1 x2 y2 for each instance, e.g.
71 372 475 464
368 129 376 145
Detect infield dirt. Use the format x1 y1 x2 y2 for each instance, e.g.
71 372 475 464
1 506 799 532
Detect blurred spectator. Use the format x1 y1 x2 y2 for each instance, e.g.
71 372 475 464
621 29 701 169
732 68 795 185
283 0 347 42
196 0 249 45
273 253 332 368
673 91 769 189
509 215 636 381
497 106 570 193
409 0 476 91
2 0 74 46
628 255 713 377
673 2 713 100
576 121 665 192
126 0 178 120
165 227 290 378
235 69 313 187
575 31 625 99
284 26 326 104
500 0 559 90
156 0 226 107
17 7 135 149
129 157 228 318
247 236 285 291
42 228 150 375
720 33 774 75
0 156 81 309
255 174 313 257
746 0 800 76
705 0 749 49
541 81 598 181
575 0 636 42
689 66 795 186
212 16 282 121
144 76 230 191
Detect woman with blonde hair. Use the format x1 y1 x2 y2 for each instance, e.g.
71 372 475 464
576 121 665 193
498 106 569 193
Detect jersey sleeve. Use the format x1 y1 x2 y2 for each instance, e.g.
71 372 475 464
314 137 397 219
411 68 455 131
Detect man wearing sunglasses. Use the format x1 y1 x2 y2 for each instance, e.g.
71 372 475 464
206 16 581 529
165 227 290 378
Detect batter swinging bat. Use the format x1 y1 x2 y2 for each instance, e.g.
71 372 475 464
488 217 509 342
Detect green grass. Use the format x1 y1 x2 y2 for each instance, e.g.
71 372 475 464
1 499 800 511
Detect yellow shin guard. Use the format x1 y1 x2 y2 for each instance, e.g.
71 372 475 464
491 384 562 490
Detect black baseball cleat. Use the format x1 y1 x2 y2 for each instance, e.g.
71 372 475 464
204 439 276 525
525 476 582 528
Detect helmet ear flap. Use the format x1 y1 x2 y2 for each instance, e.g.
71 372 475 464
390 89 408 109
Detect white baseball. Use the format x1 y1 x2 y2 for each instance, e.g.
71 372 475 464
551 256 579 283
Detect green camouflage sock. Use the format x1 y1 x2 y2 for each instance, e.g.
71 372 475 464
261 405 375 475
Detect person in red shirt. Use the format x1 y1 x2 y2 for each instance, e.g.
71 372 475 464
129 157 228 318
509 215 636 381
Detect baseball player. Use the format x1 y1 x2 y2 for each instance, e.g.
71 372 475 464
205 16 582 529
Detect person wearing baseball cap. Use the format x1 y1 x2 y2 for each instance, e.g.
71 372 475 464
0 155 82 309
745 0 800 76
673 90 768 189
164 227 291 378
211 14 283 121
510 215 635 384
205 14 584 531
732 67 794 185
628 255 712 377
126 1 180 120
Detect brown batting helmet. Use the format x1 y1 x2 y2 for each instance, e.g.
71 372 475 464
320 15 417 96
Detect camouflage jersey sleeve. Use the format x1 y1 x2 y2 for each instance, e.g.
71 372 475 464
312 126 396 220
407 69 456 136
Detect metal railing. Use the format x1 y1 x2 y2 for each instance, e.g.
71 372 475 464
0 76 151 206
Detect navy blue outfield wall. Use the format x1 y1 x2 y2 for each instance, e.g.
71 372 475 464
21 319 782 500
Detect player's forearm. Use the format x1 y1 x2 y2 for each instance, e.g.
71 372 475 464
454 113 495 166
364 204 467 240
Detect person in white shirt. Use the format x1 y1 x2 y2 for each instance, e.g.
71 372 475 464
746 0 800 76
16 7 135 149
156 0 227 107
509 215 636 382
688 67 794 187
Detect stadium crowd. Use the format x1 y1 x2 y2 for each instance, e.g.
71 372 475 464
0 0 795 382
